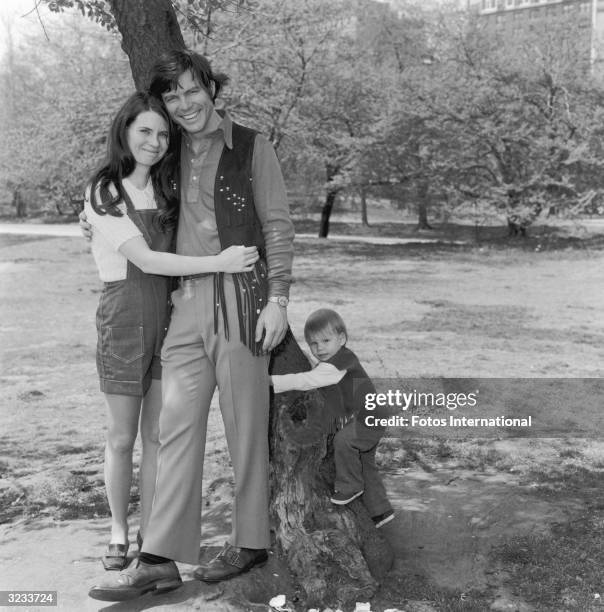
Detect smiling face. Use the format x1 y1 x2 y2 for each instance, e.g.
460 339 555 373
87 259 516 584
126 110 169 170
160 69 215 137
307 327 346 362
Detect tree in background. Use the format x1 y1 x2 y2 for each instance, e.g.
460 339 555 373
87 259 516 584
0 10 132 215
6 0 604 226
421 10 604 234
215 0 371 237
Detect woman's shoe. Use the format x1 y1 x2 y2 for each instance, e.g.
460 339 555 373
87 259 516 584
102 542 129 571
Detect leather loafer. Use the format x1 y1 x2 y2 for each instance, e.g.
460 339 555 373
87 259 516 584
101 542 129 571
194 543 268 583
89 559 182 601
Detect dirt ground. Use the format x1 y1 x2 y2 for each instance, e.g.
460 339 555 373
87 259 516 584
2 226 604 611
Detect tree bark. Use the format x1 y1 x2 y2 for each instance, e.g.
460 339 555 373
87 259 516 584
360 186 370 226
107 0 185 90
319 163 341 238
415 178 433 230
319 188 338 238
107 2 393 607
269 330 394 608
13 188 26 218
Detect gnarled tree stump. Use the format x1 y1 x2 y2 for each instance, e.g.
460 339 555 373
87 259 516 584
269 329 394 609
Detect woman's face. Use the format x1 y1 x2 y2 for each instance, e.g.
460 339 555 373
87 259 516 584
126 110 169 170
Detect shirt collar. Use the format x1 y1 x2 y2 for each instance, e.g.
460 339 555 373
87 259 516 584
216 109 233 150
181 109 233 151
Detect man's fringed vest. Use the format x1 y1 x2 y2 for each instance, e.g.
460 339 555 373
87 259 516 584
213 122 268 356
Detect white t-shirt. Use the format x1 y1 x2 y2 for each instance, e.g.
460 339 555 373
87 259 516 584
85 177 158 281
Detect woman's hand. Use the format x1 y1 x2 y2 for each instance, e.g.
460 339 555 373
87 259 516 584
216 245 259 273
79 210 93 241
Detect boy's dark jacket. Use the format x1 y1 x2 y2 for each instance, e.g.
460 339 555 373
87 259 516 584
322 346 386 432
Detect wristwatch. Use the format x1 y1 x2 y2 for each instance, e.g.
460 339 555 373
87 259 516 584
268 296 289 308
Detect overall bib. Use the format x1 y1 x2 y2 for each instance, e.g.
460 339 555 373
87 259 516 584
95 188 174 397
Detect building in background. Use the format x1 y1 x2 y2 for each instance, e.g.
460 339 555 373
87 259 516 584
460 0 604 71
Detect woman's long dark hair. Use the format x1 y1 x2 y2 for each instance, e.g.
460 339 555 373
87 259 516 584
89 91 179 230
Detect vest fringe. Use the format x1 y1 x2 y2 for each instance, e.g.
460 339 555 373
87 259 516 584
212 260 267 356
213 272 229 341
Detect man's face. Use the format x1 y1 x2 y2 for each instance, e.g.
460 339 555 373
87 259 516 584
161 69 214 136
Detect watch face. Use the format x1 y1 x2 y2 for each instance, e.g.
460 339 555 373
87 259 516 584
278 296 289 307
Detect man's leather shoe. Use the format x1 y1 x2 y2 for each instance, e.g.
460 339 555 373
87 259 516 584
194 543 268 582
88 559 182 601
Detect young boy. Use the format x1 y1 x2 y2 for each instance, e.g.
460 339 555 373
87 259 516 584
271 308 394 528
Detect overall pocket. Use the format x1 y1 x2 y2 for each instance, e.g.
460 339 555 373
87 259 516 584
106 326 145 364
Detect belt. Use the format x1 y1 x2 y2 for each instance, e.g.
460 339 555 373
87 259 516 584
180 272 214 283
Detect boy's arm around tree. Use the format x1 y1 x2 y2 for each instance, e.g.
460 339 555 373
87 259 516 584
271 361 346 393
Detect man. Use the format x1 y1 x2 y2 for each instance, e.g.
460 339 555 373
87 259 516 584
89 49 294 601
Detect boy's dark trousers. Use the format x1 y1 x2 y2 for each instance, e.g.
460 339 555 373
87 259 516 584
333 420 392 517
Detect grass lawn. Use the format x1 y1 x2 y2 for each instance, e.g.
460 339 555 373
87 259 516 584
2 221 604 611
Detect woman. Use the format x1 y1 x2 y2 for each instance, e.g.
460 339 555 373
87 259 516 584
85 92 258 570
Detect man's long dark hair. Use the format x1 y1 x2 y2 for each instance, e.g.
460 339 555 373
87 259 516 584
149 49 229 101
89 91 179 230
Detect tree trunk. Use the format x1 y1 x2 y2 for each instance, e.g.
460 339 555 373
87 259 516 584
360 186 370 227
415 179 433 230
12 188 26 218
108 3 392 607
319 163 341 238
319 188 337 238
107 0 185 90
269 330 394 608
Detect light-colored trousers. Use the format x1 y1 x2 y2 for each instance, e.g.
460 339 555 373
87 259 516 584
142 274 270 564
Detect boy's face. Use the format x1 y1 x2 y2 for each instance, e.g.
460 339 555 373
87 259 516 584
307 328 346 362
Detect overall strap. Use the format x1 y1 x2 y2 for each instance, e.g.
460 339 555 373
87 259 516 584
120 181 154 246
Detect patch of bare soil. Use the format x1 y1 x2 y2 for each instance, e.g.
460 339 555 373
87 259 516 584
2 232 604 611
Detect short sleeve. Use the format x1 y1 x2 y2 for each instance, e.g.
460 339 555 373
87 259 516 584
84 184 142 251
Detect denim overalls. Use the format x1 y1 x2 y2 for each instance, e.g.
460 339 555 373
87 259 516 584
95 186 174 397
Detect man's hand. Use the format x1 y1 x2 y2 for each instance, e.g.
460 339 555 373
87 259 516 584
255 302 287 353
79 210 93 241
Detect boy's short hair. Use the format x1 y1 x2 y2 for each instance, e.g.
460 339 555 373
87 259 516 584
304 309 348 342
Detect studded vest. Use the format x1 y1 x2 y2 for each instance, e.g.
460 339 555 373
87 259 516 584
213 122 268 356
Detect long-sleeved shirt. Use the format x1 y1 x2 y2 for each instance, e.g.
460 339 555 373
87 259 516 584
272 346 382 432
177 110 295 297
272 361 346 394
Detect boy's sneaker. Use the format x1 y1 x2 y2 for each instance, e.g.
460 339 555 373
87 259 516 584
372 510 395 528
330 490 364 505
